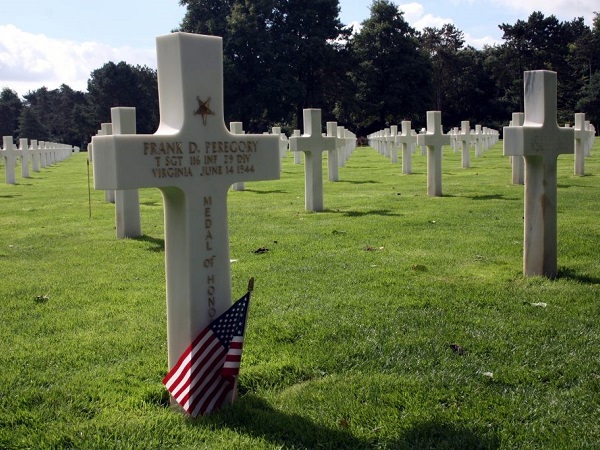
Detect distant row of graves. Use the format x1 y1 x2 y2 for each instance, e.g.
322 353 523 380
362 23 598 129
0 138 79 183
1 32 597 417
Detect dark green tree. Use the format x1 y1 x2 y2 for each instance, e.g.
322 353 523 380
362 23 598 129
576 71 600 126
491 11 586 121
0 88 23 139
349 0 432 132
421 24 465 111
86 62 159 134
176 0 350 130
22 85 92 147
17 107 49 141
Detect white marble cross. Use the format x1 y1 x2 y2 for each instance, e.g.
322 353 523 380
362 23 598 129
111 107 142 239
457 121 471 168
573 113 586 176
388 125 398 163
30 140 40 172
326 122 339 181
506 112 525 185
2 137 17 184
92 33 280 396
395 121 414 175
503 70 574 278
417 111 450 197
19 138 30 178
289 109 336 212
292 129 302 164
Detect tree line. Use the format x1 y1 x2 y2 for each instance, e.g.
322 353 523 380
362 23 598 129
1 0 599 147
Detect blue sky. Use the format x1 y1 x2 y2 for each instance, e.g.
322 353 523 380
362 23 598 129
0 0 597 96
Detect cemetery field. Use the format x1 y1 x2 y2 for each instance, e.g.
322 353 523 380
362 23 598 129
1 143 599 449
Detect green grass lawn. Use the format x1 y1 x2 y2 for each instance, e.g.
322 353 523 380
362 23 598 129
1 142 599 449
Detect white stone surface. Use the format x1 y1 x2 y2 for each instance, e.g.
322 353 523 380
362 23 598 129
417 111 450 197
395 121 415 175
230 122 245 191
289 109 336 212
2 137 17 184
457 121 471 168
92 33 281 389
503 70 574 278
506 112 525 185
326 122 339 182
573 113 586 176
111 107 143 239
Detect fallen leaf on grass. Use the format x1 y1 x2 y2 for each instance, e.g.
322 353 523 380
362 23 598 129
450 343 466 355
253 247 269 254
531 302 547 308
338 417 350 428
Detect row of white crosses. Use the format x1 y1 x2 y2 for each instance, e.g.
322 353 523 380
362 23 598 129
507 111 596 185
368 114 457 197
569 113 596 176
1 137 77 184
291 122 356 169
448 123 500 166
91 34 585 418
287 111 357 212
288 109 356 211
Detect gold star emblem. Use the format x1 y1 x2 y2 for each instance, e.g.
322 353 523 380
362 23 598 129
193 96 215 125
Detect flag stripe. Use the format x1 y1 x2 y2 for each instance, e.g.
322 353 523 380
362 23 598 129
171 337 222 400
163 292 250 417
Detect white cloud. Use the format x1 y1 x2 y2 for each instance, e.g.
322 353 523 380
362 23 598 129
399 2 425 22
491 0 597 23
399 3 454 30
464 32 502 49
0 24 156 97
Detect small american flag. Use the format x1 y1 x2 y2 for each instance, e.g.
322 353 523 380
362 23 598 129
162 290 250 417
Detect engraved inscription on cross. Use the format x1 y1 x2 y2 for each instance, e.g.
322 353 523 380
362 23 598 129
503 70 574 278
289 109 336 212
92 33 280 373
417 111 450 197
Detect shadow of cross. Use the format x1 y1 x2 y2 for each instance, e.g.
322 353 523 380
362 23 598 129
289 109 336 212
92 33 280 380
503 70 574 278
417 111 450 197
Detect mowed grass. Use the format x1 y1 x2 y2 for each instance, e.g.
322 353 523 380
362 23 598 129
0 141 599 449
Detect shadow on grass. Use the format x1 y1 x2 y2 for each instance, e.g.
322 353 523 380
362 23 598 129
132 234 165 253
336 179 381 185
196 395 499 449
0 194 22 198
469 194 515 201
327 209 403 217
557 267 600 284
241 189 288 195
141 201 161 207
